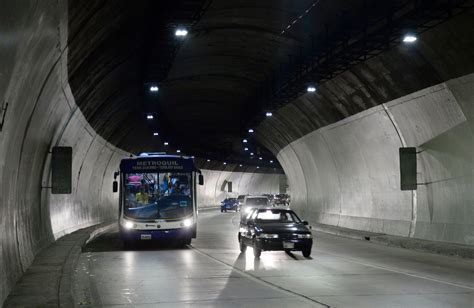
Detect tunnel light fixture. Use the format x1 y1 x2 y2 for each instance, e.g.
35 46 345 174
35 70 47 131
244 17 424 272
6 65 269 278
244 147 248 151
403 34 417 43
153 132 159 136
239 164 243 167
175 29 188 37
248 128 254 133
250 152 254 156
206 159 210 162
176 149 181 153
270 160 274 163
223 162 227 165
164 142 169 146
242 139 248 143
259 157 263 160
265 112 273 117
256 166 260 169
307 86 316 93
147 115 154 120
150 86 159 92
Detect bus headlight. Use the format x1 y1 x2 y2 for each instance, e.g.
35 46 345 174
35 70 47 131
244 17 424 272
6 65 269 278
183 218 193 227
124 221 135 229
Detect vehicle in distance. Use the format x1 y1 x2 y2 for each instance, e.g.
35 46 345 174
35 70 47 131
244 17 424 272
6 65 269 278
273 194 290 206
241 195 270 215
237 195 247 207
221 197 239 212
238 207 312 258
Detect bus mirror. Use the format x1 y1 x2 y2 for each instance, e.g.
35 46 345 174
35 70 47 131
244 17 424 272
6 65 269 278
198 174 204 186
113 171 119 180
113 181 118 193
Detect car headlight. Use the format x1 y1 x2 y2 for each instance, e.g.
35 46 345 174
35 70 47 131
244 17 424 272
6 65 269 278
182 218 193 227
297 233 312 239
257 233 279 239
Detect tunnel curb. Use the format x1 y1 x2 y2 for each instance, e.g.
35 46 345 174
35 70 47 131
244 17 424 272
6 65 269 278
313 223 474 259
3 222 114 307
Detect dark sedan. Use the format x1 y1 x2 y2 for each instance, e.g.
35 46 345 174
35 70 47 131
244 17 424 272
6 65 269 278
220 197 239 212
238 208 312 258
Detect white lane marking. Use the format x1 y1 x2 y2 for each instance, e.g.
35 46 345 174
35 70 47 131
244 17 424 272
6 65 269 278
315 249 474 291
190 245 330 307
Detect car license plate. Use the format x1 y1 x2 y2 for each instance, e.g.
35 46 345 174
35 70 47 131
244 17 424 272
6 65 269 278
283 242 294 249
140 234 152 240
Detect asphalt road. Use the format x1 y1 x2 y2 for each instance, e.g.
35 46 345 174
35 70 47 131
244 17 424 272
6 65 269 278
73 209 473 307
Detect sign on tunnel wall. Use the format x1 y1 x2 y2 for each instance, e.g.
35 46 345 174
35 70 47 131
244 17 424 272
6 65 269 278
399 147 417 191
52 146 72 194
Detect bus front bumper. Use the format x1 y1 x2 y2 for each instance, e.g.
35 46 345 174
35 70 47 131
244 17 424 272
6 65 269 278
119 225 195 242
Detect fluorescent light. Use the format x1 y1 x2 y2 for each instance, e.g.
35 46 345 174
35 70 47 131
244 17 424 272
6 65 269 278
250 152 254 156
256 166 260 169
248 128 254 133
176 149 181 153
403 35 417 43
265 112 272 117
243 139 248 143
244 147 248 151
307 86 316 92
147 115 154 120
223 162 227 165
153 132 159 136
270 160 273 163
239 164 243 167
206 159 210 162
164 142 169 146
150 86 159 92
175 29 188 37
259 157 263 160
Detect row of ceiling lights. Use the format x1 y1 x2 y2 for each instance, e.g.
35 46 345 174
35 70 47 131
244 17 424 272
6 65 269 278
261 33 417 118
242 33 418 167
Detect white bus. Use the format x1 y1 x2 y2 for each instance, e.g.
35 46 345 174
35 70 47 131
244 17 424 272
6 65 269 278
113 154 204 247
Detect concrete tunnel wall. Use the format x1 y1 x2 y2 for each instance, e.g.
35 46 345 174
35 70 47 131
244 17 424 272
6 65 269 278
277 74 473 246
197 169 284 207
0 1 286 303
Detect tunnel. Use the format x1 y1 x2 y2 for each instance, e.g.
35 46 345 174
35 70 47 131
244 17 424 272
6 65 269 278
0 0 473 307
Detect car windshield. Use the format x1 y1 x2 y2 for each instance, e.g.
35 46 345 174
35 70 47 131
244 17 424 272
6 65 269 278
123 172 192 220
245 197 268 206
255 209 300 223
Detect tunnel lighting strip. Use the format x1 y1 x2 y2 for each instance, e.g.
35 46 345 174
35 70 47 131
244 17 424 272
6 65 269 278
280 0 322 35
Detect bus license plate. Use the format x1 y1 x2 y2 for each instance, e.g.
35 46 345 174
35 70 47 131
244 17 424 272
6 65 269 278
140 234 152 240
283 242 294 249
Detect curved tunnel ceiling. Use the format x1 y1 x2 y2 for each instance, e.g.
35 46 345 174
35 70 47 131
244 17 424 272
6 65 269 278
67 0 472 169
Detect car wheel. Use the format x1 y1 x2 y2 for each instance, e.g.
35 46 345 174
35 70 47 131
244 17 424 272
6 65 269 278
239 237 247 253
302 247 311 258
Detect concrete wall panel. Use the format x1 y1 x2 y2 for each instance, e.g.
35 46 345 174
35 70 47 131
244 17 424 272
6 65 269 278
277 74 473 245
0 1 127 303
197 169 283 207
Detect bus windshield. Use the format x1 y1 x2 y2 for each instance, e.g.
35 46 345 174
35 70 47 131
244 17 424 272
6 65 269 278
123 172 192 220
